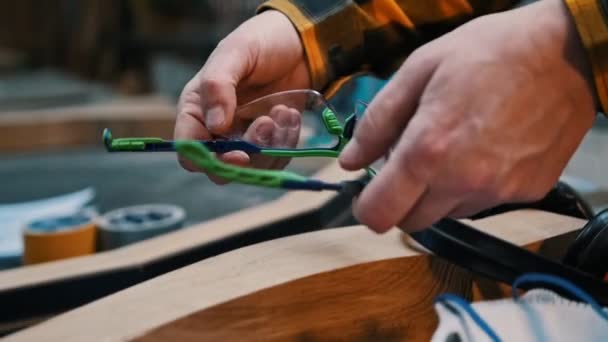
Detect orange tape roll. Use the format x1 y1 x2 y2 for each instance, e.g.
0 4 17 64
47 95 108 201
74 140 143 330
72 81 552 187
23 211 97 265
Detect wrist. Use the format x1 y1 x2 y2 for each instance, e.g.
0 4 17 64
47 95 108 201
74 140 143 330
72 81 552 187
255 10 304 52
257 1 335 91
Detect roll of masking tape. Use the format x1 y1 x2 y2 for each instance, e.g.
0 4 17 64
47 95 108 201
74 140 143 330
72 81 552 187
96 204 186 250
23 210 97 265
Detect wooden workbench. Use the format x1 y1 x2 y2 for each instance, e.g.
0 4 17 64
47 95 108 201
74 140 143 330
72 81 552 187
0 96 175 152
2 209 586 341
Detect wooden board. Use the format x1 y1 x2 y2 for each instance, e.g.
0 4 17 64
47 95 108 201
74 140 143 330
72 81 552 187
0 96 175 152
0 162 365 333
3 209 586 341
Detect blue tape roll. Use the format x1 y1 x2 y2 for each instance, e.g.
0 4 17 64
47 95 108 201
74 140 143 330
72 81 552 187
95 204 186 250
28 212 93 233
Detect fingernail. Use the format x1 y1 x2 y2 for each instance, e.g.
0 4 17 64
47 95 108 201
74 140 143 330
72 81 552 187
255 121 274 145
287 111 300 129
339 139 361 166
275 111 291 129
205 106 224 130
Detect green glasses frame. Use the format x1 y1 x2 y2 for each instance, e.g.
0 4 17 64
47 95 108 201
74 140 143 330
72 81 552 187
103 90 376 193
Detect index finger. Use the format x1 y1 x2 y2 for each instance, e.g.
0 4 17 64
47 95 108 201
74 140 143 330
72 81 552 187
339 49 440 170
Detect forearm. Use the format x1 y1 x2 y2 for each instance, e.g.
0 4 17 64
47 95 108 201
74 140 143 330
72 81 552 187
257 0 519 92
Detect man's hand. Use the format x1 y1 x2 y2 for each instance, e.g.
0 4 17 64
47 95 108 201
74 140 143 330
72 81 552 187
339 0 598 233
175 10 310 183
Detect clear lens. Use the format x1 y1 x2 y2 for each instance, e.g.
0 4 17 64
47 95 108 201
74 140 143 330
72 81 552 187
351 100 383 177
229 89 347 151
213 90 368 183
353 100 368 121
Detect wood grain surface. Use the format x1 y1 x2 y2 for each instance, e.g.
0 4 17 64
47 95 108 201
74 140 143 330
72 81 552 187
3 210 586 342
0 160 363 336
0 96 175 152
0 162 360 291
134 256 470 342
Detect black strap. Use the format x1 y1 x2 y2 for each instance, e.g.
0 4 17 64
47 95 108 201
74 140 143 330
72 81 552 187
470 181 594 220
410 218 608 306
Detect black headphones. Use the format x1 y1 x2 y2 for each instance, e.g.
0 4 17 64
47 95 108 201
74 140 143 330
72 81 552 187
409 181 608 306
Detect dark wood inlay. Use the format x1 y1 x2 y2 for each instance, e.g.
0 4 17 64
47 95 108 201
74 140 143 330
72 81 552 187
134 256 473 342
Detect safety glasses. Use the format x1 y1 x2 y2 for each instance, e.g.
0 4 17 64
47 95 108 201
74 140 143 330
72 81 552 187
103 89 376 193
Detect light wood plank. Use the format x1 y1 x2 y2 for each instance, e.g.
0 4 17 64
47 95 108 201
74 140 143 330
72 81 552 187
3 210 585 342
0 162 362 290
0 96 175 152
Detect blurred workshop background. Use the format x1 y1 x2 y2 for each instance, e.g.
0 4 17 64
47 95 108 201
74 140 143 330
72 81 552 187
0 0 389 269
0 0 277 215
1 0 607 269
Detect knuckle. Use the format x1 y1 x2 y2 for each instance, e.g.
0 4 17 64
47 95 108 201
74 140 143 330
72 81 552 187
395 156 425 185
180 78 197 97
199 77 224 96
411 131 449 167
462 165 495 193
404 46 431 67
178 79 199 108
180 90 200 108
422 138 448 162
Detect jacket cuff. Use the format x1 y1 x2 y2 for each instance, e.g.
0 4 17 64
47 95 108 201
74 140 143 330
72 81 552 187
257 0 340 91
564 0 608 113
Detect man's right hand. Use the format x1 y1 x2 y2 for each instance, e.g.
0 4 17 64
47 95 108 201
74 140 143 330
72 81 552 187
175 10 310 183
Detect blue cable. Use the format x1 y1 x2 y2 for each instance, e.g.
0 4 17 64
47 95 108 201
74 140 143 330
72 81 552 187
512 272 608 321
433 272 608 341
434 293 501 342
